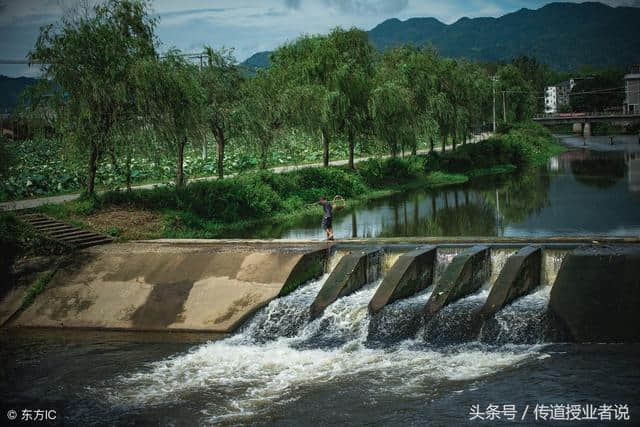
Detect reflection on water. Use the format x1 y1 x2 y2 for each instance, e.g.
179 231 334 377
246 142 640 239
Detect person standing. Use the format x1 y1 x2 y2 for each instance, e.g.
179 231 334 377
318 197 334 240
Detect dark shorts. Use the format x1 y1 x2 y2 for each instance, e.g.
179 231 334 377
322 217 333 230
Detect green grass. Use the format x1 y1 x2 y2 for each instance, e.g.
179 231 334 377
1 212 72 295
21 269 57 308
467 164 518 178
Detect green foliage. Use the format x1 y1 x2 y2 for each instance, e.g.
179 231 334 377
434 122 559 173
201 46 244 179
369 81 415 156
241 69 288 169
28 0 157 194
0 213 70 295
497 64 536 123
21 269 57 309
272 27 375 167
98 167 368 223
0 136 12 182
358 157 425 187
133 50 205 187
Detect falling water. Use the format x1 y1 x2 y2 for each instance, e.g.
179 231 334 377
98 250 563 423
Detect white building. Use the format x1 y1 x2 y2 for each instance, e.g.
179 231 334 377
544 79 576 114
623 66 640 114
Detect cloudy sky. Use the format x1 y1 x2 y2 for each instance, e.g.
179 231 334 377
0 0 637 77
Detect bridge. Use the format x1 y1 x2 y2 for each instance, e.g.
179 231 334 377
533 112 640 136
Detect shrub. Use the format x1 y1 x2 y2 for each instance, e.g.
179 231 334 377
358 157 424 187
0 213 70 296
291 167 367 200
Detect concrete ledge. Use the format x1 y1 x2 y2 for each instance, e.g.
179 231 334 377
8 243 327 333
480 246 542 319
310 249 381 318
280 248 328 296
549 246 640 343
424 245 490 318
369 246 436 314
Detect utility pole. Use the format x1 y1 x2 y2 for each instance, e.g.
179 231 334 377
502 91 506 123
492 76 497 132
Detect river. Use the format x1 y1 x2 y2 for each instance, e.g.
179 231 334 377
1 135 639 426
247 135 640 239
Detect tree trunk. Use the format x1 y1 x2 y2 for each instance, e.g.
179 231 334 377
215 127 225 179
429 137 434 153
322 128 330 167
452 131 457 151
202 134 208 160
176 136 186 187
260 141 268 169
125 147 132 192
87 145 99 195
411 140 417 156
441 130 447 153
347 130 355 169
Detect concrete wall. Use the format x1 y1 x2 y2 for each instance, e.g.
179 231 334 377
549 246 640 343
310 249 381 318
369 246 436 314
9 243 327 333
480 246 541 319
424 245 490 318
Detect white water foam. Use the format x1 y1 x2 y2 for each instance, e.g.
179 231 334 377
103 275 545 422
480 286 553 344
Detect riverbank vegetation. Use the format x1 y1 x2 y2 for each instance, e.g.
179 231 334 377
0 213 70 295
32 122 562 239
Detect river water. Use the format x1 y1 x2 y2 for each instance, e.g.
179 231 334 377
248 135 640 239
1 135 639 425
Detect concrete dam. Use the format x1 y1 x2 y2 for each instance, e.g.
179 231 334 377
4 239 639 344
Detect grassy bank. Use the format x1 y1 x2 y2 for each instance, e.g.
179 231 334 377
0 213 71 296
33 122 563 240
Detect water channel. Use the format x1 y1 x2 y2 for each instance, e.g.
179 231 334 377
1 135 639 425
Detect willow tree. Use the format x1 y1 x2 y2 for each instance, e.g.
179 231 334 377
377 45 442 155
29 0 156 194
133 51 205 187
200 46 243 179
241 69 287 169
271 35 334 166
328 28 375 168
369 81 415 157
271 27 374 168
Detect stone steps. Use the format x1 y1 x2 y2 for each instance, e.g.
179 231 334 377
18 213 113 249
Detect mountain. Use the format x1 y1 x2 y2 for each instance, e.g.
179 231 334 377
0 75 38 113
240 51 272 75
242 2 640 71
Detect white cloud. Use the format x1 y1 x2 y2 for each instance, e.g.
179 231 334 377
0 0 637 77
